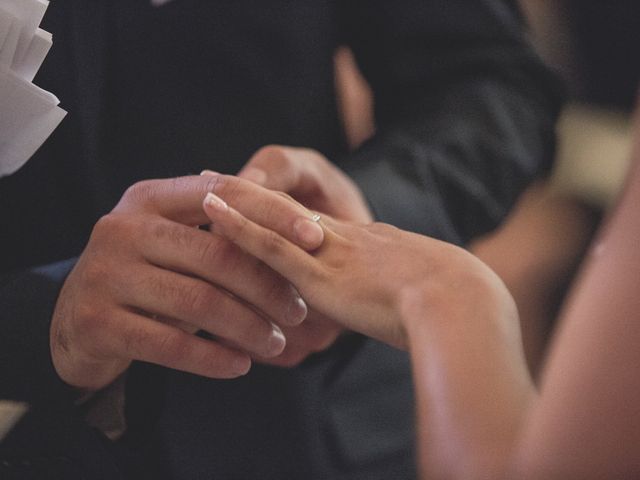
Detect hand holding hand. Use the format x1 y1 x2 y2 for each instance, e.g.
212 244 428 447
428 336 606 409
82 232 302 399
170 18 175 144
239 145 373 223
232 146 373 364
202 181 515 350
51 175 323 390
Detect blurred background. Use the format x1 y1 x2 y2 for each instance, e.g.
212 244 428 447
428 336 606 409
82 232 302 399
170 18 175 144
334 0 639 375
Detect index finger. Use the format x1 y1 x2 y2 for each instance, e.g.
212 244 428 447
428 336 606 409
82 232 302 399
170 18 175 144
202 191 321 293
114 175 223 226
114 174 324 250
205 173 324 251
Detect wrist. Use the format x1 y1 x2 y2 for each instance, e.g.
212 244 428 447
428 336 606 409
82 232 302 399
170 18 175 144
400 251 518 344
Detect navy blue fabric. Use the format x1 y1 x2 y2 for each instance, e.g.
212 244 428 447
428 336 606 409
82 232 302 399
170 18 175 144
568 0 640 110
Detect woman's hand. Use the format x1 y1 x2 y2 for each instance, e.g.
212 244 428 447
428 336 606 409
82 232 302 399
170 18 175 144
201 177 513 350
201 176 533 480
233 145 375 365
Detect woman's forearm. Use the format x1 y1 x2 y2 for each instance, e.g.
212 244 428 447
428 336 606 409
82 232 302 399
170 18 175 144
199 178 537 478
401 270 536 479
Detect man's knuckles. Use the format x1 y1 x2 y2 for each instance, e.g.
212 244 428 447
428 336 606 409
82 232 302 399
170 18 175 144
117 179 161 209
251 145 291 168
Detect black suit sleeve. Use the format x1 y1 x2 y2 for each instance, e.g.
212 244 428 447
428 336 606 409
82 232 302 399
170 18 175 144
0 260 77 404
340 0 563 244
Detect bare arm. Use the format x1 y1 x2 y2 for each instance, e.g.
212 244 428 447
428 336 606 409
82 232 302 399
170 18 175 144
470 182 598 376
201 151 640 478
401 268 534 479
201 175 535 478
512 153 640 478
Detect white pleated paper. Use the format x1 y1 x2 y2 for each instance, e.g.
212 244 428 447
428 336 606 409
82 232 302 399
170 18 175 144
0 0 66 178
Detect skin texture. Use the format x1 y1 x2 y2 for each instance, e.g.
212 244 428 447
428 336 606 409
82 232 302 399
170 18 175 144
512 154 640 479
238 145 373 224
201 175 516 351
202 179 531 479
50 175 324 391
202 145 640 479
236 145 374 366
470 182 598 376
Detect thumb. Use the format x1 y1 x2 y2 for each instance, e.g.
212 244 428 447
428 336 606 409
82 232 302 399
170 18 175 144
238 146 306 194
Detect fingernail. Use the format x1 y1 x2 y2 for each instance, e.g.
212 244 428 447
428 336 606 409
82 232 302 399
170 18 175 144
200 169 220 176
232 355 252 376
204 192 228 212
293 217 324 250
240 167 267 186
286 295 308 326
266 324 286 356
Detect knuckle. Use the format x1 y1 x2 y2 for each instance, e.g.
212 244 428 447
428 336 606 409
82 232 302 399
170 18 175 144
199 236 235 268
121 179 158 205
253 145 292 171
91 213 120 240
72 302 97 326
254 145 287 162
92 213 140 246
151 221 195 251
203 173 224 195
208 174 239 200
155 331 189 365
306 147 326 161
262 229 288 256
180 284 218 318
300 147 328 168
303 262 330 286
167 176 190 195
121 325 146 359
73 302 110 338
148 219 171 241
81 258 112 289
274 191 296 203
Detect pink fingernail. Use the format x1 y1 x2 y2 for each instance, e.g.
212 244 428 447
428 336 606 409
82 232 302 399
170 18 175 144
232 356 252 376
286 294 308 326
200 169 220 176
293 217 324 250
266 325 286 356
204 192 228 212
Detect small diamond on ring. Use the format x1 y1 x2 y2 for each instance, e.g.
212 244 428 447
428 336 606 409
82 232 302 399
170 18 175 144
311 214 321 223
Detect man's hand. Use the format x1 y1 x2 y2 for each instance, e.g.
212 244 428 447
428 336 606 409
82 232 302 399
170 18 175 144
50 175 324 391
235 146 374 366
252 312 344 367
238 145 373 223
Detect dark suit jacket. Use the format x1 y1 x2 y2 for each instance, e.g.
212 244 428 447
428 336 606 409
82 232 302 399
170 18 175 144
567 0 640 110
0 0 560 478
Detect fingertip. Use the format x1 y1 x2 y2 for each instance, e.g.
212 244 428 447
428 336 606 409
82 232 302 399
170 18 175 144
264 324 287 357
230 354 252 377
204 192 229 213
293 216 324 250
285 295 308 327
